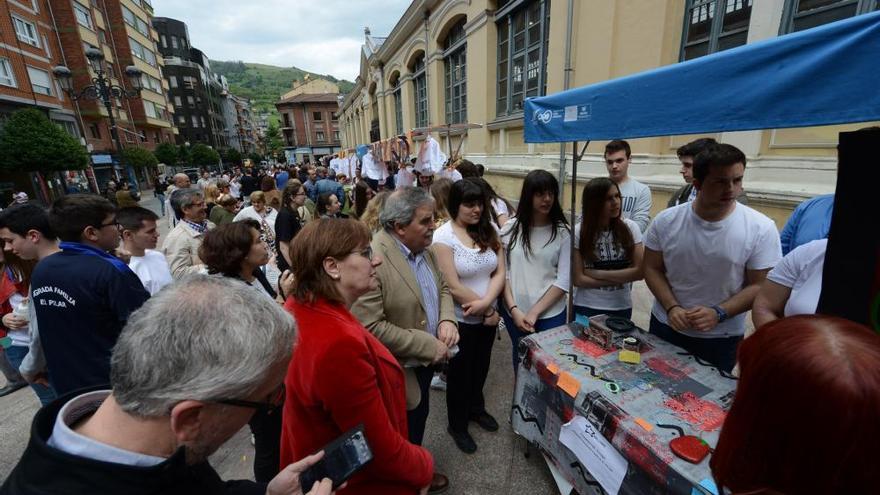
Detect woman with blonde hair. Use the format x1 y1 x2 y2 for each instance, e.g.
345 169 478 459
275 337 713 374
359 190 390 233
203 183 220 216
430 177 453 227
234 191 278 255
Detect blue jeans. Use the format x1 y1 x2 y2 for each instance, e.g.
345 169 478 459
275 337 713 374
500 305 567 371
5 345 56 406
573 305 632 321
155 192 166 216
649 315 741 373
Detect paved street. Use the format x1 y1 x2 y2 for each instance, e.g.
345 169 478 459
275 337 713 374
0 191 680 493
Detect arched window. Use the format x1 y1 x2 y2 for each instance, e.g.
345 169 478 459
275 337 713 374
391 73 404 135
443 19 467 124
411 54 428 128
496 0 550 116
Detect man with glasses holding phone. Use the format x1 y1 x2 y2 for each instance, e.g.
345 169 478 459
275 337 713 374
2 275 333 495
28 194 150 396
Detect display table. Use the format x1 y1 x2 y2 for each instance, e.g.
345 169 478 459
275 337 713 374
511 321 737 495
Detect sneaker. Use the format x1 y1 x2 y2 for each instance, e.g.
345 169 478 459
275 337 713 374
430 375 447 391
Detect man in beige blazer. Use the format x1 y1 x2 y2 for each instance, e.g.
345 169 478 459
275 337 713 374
351 186 459 494
161 188 213 278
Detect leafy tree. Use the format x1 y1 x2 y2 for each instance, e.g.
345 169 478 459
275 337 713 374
0 108 88 172
177 144 191 165
220 148 241 163
265 122 284 159
154 142 178 165
248 152 263 164
190 144 220 166
121 147 158 169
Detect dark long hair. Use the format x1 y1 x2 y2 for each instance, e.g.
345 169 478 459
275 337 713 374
508 170 568 256
578 178 634 264
448 178 500 252
473 177 513 224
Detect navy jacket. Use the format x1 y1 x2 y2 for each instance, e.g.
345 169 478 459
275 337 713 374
30 249 150 395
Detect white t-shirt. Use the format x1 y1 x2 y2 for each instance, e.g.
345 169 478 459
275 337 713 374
645 202 781 338
491 198 510 223
432 222 499 324
573 218 643 310
129 250 173 296
501 220 570 319
617 178 652 233
766 238 826 317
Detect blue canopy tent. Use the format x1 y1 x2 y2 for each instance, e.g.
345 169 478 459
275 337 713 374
524 10 880 143
521 10 880 326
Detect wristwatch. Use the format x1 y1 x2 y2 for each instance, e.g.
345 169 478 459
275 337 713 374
711 305 728 323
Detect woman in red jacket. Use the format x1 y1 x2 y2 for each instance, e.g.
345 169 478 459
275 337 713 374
281 218 433 494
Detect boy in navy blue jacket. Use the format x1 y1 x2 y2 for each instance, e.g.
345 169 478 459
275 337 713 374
30 194 149 395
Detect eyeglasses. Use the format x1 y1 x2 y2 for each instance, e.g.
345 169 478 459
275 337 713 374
214 383 285 416
353 246 373 260
294 192 307 197
99 219 122 231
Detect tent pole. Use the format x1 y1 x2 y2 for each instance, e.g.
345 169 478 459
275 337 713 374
567 140 589 324
567 140 578 323
556 0 575 195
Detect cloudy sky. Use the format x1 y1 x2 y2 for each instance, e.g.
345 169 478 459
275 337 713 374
151 0 411 81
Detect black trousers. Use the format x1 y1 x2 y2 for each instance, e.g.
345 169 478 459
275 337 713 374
407 365 434 445
248 408 282 483
446 321 496 433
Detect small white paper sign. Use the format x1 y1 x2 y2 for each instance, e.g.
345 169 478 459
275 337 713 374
564 105 578 122
559 415 628 495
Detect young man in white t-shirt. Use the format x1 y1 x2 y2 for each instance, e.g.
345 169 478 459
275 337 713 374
643 143 781 372
605 140 652 233
118 206 172 296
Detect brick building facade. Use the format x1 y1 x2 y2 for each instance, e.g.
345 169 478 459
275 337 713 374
276 93 341 164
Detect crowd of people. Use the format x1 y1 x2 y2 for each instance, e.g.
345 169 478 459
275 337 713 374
0 137 877 495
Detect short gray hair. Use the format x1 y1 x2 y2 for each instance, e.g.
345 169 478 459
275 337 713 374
170 188 203 217
380 186 434 231
111 275 297 417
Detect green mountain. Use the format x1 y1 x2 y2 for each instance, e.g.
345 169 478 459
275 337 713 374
209 60 355 125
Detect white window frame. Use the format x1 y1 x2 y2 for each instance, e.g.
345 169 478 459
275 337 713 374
0 58 17 87
73 2 93 30
143 100 158 118
26 66 52 96
13 17 41 48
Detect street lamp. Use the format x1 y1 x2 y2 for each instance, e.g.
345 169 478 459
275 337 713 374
53 47 144 184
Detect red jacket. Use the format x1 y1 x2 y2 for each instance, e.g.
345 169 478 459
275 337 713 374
281 297 433 494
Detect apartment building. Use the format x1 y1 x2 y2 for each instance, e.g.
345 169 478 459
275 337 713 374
276 77 342 164
153 16 230 149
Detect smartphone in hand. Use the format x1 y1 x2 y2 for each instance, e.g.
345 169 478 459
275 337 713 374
299 424 373 490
